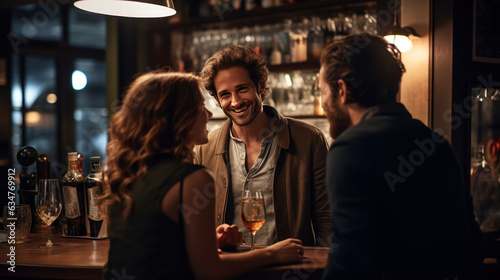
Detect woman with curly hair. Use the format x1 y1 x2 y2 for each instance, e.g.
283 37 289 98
102 71 303 280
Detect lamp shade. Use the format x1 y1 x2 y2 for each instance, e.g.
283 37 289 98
74 0 176 18
383 25 413 52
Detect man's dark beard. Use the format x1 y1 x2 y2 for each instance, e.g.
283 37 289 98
324 101 351 140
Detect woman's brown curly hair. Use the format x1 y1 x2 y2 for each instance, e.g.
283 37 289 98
101 71 203 218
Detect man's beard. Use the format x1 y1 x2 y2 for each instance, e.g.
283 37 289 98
223 99 261 127
324 100 351 140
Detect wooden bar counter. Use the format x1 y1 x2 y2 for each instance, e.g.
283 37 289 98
0 232 329 280
0 233 108 279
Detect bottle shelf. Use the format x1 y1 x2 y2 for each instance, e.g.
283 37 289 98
268 61 320 72
150 0 376 30
209 114 325 121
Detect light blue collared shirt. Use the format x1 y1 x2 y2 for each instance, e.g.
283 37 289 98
228 130 279 246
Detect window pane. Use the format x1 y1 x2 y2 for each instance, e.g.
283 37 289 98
11 54 58 174
11 4 63 41
25 56 57 111
11 55 22 109
11 110 24 173
24 55 58 167
69 7 106 49
25 110 58 168
74 58 107 175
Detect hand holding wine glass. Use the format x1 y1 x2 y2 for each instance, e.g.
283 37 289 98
37 179 62 248
240 190 266 250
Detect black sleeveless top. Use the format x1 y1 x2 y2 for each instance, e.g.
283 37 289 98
103 154 203 280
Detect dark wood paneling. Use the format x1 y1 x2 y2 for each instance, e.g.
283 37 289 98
0 7 12 216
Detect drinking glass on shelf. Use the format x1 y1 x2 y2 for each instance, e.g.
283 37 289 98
240 190 266 250
37 179 62 248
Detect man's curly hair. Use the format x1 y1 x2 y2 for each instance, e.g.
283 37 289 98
199 45 270 102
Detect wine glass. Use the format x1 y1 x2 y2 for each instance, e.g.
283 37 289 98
240 190 266 250
37 179 62 248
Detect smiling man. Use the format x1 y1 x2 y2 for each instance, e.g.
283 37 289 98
195 45 332 247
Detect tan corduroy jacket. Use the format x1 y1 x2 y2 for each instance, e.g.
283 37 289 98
194 106 332 246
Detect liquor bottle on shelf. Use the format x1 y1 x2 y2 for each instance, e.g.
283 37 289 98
233 0 242 11
278 19 293 64
208 0 217 16
308 16 325 61
262 0 273 8
274 0 284 6
245 0 255 11
61 152 87 236
335 13 350 40
85 156 104 237
270 34 282 65
323 17 336 44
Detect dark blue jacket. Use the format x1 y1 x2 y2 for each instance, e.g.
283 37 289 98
323 103 482 279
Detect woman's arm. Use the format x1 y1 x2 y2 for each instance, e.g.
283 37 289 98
172 169 303 280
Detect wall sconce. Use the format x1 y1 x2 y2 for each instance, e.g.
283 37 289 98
74 0 176 18
383 0 419 52
384 25 419 53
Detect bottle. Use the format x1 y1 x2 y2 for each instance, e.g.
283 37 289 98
279 19 293 64
245 0 255 11
313 76 324 116
270 34 282 65
335 13 349 40
85 157 104 237
233 0 242 11
208 0 217 16
262 0 273 8
323 17 336 44
77 153 84 174
307 16 325 61
61 152 87 236
36 154 51 180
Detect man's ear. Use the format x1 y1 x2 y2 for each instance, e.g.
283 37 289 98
258 80 267 96
337 79 348 104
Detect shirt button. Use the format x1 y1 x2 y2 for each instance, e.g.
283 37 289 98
217 214 221 220
222 178 226 187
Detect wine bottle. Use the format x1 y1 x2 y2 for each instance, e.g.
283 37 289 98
61 152 87 236
37 154 51 180
85 156 104 237
77 153 84 174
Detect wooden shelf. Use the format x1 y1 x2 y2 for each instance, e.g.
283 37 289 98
268 61 320 72
209 114 325 121
148 0 376 31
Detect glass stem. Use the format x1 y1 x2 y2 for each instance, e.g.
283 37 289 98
47 224 53 247
251 232 255 250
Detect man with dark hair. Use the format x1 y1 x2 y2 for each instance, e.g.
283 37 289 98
195 45 332 247
319 34 482 279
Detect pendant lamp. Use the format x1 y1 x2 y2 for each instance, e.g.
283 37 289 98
74 0 176 18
